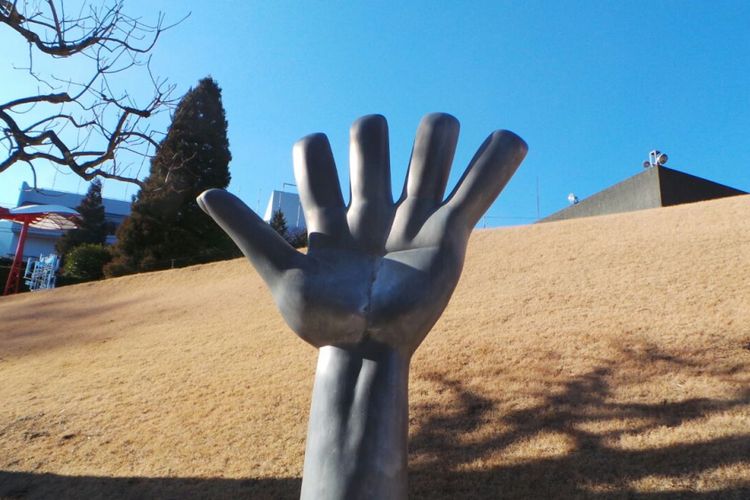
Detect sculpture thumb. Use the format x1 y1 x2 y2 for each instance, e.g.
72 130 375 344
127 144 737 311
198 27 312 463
196 189 302 283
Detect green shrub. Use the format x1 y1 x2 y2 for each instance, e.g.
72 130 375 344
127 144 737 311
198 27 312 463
63 243 112 281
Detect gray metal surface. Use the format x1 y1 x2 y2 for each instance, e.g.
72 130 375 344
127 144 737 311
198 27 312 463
197 113 527 499
541 167 662 223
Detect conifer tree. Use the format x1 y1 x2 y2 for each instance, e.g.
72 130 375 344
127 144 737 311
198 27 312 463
56 179 107 258
106 77 237 276
270 209 288 240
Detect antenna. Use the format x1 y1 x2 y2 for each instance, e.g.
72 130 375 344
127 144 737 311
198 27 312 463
536 176 540 219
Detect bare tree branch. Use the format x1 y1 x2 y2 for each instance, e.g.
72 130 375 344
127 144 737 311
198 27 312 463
0 0 187 186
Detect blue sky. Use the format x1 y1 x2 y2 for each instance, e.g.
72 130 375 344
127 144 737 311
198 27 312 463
1 0 748 226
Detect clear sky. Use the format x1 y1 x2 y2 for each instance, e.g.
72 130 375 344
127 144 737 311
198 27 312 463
2 0 748 226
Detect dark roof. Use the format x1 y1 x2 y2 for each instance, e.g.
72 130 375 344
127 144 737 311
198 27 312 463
541 166 746 223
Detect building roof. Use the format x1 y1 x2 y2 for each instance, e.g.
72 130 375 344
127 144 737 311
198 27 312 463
541 166 747 223
18 181 131 217
0 205 80 230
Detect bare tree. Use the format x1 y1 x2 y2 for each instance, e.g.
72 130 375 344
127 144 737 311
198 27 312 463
0 0 185 187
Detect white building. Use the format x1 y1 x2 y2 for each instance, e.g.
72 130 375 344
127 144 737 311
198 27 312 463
0 182 131 259
263 190 306 231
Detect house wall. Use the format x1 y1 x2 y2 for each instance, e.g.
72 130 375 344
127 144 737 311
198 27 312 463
0 221 14 259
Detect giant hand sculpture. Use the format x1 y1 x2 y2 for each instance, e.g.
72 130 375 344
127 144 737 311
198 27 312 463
197 113 527 499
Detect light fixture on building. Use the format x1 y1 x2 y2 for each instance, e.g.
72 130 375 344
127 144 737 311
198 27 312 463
643 150 668 169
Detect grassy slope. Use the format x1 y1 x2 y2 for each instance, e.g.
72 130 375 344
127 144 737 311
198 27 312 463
1 195 749 499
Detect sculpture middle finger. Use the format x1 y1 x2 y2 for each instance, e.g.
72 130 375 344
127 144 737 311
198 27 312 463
346 114 395 254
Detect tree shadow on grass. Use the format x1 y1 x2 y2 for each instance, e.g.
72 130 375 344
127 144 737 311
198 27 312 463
408 351 750 499
2 347 749 499
0 472 300 500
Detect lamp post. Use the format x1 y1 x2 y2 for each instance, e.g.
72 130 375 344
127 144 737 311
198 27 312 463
643 150 669 169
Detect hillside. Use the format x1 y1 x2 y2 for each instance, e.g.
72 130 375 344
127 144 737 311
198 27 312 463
1 195 749 499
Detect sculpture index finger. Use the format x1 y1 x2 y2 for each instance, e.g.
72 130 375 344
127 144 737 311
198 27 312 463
197 189 304 285
444 130 528 228
347 114 394 252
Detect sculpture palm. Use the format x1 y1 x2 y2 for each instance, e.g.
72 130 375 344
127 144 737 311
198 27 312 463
197 113 527 499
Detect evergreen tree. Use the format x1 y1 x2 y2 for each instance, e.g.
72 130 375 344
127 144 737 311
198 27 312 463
106 77 238 276
287 228 308 249
270 209 288 240
56 179 107 258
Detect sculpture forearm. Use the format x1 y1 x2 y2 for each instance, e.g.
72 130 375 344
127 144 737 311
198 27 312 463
300 343 410 500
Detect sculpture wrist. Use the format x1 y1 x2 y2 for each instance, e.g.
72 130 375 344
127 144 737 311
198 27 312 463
300 343 410 500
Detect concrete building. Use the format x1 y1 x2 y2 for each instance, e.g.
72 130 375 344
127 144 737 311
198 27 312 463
263 190 306 231
0 182 131 259
542 166 746 223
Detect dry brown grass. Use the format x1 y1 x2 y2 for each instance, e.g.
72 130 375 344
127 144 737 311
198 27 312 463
1 195 749 499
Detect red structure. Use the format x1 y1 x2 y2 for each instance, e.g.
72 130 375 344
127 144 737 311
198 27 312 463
1 204 79 296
